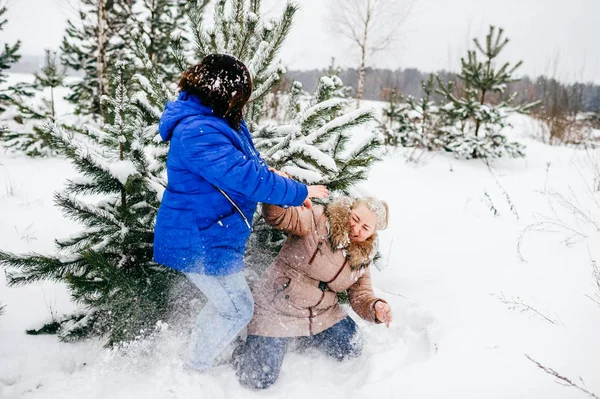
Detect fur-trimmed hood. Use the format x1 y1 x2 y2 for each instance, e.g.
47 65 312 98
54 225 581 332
325 197 378 270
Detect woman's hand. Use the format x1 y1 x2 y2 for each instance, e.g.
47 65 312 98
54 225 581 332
375 301 393 328
306 185 329 206
307 185 329 199
303 185 329 209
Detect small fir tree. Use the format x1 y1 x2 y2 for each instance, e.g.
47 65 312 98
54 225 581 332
326 57 352 99
60 0 134 117
379 88 403 147
385 26 538 160
0 2 19 109
435 26 538 159
1 50 66 157
188 0 297 129
136 0 210 83
0 1 18 138
34 50 66 122
0 61 178 346
0 2 34 113
395 74 443 152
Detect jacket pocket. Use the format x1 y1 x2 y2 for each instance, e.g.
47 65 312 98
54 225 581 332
271 276 309 315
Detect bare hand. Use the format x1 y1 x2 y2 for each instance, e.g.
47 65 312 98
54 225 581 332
303 198 313 209
375 301 392 328
307 185 329 200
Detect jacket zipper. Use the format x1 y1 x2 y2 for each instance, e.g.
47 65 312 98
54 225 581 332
309 290 326 336
213 186 251 229
308 257 348 335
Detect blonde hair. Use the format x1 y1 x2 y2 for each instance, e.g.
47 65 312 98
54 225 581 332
352 197 389 230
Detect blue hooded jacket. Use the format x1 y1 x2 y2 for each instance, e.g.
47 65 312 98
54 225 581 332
153 91 308 275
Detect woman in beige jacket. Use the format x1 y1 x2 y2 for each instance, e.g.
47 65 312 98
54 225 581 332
233 196 393 389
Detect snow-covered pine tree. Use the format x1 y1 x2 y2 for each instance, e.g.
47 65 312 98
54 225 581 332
326 57 352 99
0 2 18 112
0 2 33 114
135 0 210 83
379 88 403 147
395 74 444 152
0 61 179 346
60 0 134 117
0 1 21 112
256 76 378 191
130 0 301 158
189 0 297 130
0 1 18 140
34 50 66 122
0 50 66 157
436 26 538 159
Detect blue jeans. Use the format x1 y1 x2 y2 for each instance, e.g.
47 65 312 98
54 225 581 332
233 317 362 389
185 271 254 371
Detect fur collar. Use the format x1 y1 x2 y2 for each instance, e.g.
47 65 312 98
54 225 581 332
324 197 377 270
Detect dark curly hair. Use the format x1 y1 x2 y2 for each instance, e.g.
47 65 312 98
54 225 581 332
178 54 253 130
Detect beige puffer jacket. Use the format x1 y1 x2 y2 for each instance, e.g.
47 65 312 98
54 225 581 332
247 197 386 337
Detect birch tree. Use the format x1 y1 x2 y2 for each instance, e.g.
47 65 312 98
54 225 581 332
329 0 415 106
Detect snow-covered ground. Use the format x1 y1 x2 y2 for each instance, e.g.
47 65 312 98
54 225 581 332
1 77 600 398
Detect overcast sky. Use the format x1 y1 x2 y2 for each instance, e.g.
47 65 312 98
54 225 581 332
4 0 600 83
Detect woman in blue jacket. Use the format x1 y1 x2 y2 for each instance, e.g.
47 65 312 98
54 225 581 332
154 54 328 371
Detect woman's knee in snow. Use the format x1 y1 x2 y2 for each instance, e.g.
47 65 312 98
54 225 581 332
234 350 281 389
233 335 287 390
237 367 280 390
329 335 363 361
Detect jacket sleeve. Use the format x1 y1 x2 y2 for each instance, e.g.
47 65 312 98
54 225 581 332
179 124 308 207
347 267 387 324
261 203 318 237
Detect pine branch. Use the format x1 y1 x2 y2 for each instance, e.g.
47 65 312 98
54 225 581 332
0 251 84 286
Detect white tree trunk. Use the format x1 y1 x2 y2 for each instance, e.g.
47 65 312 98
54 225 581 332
97 0 108 116
356 49 366 108
356 0 371 108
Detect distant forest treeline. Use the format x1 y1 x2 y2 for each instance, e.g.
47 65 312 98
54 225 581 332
11 56 600 113
286 68 600 113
